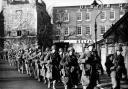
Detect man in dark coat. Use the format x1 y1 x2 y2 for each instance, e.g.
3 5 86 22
111 46 125 89
45 45 61 89
106 46 125 89
85 49 100 89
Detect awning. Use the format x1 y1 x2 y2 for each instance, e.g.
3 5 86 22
103 11 128 43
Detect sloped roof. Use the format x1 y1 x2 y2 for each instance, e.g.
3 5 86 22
103 11 128 43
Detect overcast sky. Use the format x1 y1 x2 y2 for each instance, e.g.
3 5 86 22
43 0 128 15
0 0 128 13
43 0 128 7
0 0 2 12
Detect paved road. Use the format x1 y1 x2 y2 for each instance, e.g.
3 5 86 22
0 61 48 89
0 60 128 89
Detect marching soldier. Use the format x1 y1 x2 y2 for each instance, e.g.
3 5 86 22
79 45 100 89
18 49 25 74
78 47 90 89
45 45 61 89
60 47 79 89
106 46 126 89
40 47 50 84
59 48 66 60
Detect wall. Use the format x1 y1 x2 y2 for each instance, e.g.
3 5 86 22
53 3 126 53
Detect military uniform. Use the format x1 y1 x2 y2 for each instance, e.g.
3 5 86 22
106 46 125 89
46 51 61 81
45 45 61 89
85 50 99 89
60 47 79 89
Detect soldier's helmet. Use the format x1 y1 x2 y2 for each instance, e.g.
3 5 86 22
68 47 75 52
45 47 50 51
116 46 123 52
59 48 63 52
51 45 57 50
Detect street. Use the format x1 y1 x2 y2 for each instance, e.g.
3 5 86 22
0 60 128 89
0 60 48 89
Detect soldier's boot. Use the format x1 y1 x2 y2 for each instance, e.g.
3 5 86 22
74 85 78 88
44 78 47 84
83 86 87 89
48 80 51 88
65 85 68 89
53 80 56 89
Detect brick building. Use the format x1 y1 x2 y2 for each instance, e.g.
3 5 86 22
52 2 127 53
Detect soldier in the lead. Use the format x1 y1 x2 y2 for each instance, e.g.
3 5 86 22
60 47 79 89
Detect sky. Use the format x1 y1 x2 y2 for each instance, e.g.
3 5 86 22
0 0 2 12
43 0 128 7
0 0 128 13
43 0 128 16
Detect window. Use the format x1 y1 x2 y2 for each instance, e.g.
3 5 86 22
76 12 82 21
85 12 91 21
100 25 105 35
85 25 91 35
100 11 106 20
56 13 61 21
56 30 60 36
77 25 82 35
64 27 69 35
16 10 22 20
17 30 22 36
110 10 115 20
7 31 11 36
63 13 69 22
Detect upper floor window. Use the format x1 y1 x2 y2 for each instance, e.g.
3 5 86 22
85 25 91 35
76 12 82 21
100 11 106 20
63 13 69 22
85 12 91 21
100 25 106 35
17 30 22 36
56 30 60 36
76 25 82 35
64 27 69 35
110 10 115 20
16 10 22 20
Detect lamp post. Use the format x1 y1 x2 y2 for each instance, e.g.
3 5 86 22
91 0 103 51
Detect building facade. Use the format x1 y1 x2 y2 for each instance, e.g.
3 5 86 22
3 0 37 50
53 3 127 53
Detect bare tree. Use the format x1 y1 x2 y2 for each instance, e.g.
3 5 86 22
36 0 53 51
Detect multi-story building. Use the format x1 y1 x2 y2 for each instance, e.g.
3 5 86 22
52 2 127 53
3 0 37 50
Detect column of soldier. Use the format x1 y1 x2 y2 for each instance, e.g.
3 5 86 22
6 44 127 89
